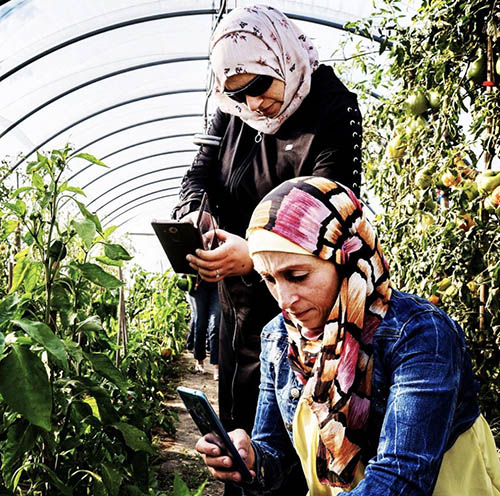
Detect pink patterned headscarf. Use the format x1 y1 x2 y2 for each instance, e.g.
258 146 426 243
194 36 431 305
247 177 392 488
209 4 319 134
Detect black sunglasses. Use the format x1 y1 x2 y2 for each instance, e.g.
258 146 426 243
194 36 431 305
224 74 274 103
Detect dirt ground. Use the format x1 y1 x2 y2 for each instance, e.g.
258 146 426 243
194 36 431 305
158 351 225 495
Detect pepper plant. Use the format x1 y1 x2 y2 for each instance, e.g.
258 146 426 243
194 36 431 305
0 146 173 494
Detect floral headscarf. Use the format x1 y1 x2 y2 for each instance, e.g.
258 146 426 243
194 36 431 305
246 177 392 487
210 4 319 134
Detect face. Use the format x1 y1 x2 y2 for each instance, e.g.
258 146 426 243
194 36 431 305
224 73 285 117
253 251 340 331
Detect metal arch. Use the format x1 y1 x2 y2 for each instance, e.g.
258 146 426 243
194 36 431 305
7 90 204 176
0 10 216 82
100 134 194 161
93 175 185 213
102 187 178 224
81 151 195 190
0 57 208 141
0 8 388 84
287 13 389 45
111 193 180 229
67 114 202 179
87 165 186 208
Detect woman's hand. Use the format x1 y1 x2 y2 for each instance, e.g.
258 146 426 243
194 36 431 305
186 229 254 281
195 429 256 483
181 210 217 234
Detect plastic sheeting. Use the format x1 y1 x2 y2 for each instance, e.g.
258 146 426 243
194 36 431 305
0 0 395 271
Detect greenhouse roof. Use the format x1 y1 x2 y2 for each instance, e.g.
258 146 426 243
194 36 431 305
0 0 413 271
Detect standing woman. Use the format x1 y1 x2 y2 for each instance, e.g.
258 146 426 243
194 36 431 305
172 5 362 485
196 176 500 495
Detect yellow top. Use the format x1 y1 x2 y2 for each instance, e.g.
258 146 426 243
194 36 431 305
293 397 500 496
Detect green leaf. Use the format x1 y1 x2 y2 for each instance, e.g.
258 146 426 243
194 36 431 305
71 218 96 248
9 257 29 293
92 392 119 425
76 316 103 333
75 200 103 234
5 199 26 217
112 423 156 454
85 352 128 392
59 181 85 196
101 463 123 496
32 172 45 191
2 420 36 485
73 152 108 167
23 261 43 293
173 473 191 496
11 186 32 198
64 339 84 365
123 486 148 496
103 225 118 239
192 479 208 496
0 346 52 430
51 283 72 310
0 333 4 357
78 263 123 288
12 319 68 371
26 158 44 174
14 462 72 495
96 256 123 267
68 376 119 424
4 219 19 237
104 243 132 261
83 396 101 421
0 294 19 327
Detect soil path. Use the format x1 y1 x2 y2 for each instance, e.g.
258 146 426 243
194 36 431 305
159 352 225 495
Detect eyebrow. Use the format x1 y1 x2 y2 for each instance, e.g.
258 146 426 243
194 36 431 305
258 263 312 276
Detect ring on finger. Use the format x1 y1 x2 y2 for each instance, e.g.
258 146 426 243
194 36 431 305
215 269 220 278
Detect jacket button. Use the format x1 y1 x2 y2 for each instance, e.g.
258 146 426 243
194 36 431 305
290 387 301 399
285 422 293 431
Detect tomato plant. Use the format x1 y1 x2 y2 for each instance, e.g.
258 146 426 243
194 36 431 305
346 0 500 427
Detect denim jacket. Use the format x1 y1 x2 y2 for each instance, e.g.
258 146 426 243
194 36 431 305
243 290 480 496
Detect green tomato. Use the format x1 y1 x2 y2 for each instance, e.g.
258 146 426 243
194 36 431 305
476 171 500 194
427 90 441 109
467 54 486 83
406 89 429 115
405 116 428 135
415 169 433 189
387 135 406 159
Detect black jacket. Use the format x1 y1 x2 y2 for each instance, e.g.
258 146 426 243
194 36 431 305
172 64 362 435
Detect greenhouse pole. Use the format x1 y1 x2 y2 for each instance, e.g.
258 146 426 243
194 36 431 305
116 267 128 367
479 32 496 333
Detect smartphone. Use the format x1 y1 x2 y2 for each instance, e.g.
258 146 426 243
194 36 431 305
176 386 253 483
151 220 204 274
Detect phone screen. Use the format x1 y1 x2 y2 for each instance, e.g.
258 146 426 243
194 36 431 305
177 387 253 482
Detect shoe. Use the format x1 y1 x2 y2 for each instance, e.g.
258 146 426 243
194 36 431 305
213 370 219 381
194 362 205 374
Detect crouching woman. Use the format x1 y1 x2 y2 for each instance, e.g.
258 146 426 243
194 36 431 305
196 176 500 495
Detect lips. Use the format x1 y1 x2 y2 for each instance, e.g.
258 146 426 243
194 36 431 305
290 308 310 320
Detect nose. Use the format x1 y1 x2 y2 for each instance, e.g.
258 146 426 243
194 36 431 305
275 282 299 311
246 94 264 112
